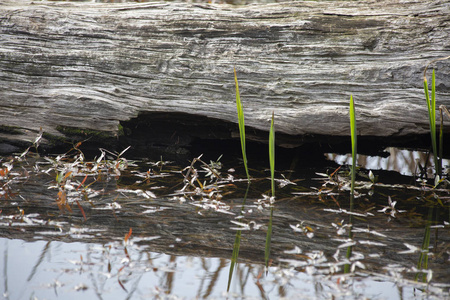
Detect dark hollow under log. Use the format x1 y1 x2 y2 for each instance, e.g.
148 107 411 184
0 0 449 154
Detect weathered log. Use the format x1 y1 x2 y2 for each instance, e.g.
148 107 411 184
0 0 449 153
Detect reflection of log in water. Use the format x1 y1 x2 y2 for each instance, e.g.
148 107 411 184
1 170 449 284
327 147 450 177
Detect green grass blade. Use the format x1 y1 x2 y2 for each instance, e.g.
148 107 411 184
424 75 434 138
269 112 275 197
234 68 250 181
415 208 432 282
227 230 242 291
265 112 275 270
345 95 357 273
424 70 440 177
431 70 439 175
432 70 443 176
349 95 357 197
423 57 450 177
227 183 250 291
432 70 436 123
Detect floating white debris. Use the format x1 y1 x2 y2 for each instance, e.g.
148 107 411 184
338 240 356 249
93 202 122 210
284 246 302 254
352 227 388 238
350 261 366 272
398 243 420 254
275 174 296 188
289 223 314 238
378 196 406 218
358 240 387 247
140 205 170 214
132 236 161 243
230 220 263 231
324 208 374 217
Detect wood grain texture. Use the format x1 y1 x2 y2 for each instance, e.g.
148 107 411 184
0 0 449 150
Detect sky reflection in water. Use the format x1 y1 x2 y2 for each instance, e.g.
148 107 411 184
0 238 444 300
327 147 450 177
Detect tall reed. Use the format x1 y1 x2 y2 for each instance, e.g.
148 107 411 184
227 184 250 292
265 112 275 269
415 208 433 282
423 55 450 178
349 95 357 196
234 69 250 181
344 95 357 273
423 69 440 177
269 112 275 197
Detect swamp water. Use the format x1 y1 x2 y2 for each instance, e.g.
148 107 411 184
0 147 449 299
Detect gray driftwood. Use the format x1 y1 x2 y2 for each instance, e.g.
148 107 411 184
0 0 449 152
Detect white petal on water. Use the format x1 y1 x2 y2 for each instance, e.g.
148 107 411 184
338 241 356 248
324 208 373 217
93 202 121 210
143 190 157 199
430 225 445 229
398 243 420 254
132 236 161 243
141 206 170 214
217 209 235 215
120 257 130 264
336 227 346 235
358 240 387 247
352 227 388 238
229 220 261 230
427 270 433 283
351 261 366 273
289 224 304 233
284 246 302 254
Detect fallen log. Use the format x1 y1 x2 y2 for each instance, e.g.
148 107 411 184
0 0 449 154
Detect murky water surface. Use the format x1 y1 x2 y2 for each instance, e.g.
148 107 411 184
0 147 449 299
